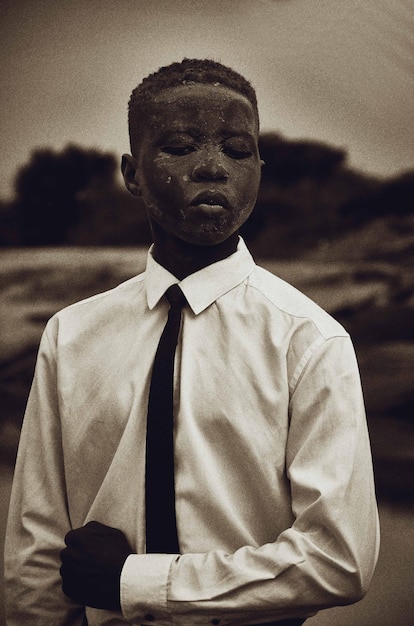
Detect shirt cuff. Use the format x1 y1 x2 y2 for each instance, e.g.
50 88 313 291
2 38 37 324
120 553 177 624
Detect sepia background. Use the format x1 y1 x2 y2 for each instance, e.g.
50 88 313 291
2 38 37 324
1 1 413 624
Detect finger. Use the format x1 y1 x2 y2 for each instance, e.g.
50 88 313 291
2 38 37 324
85 520 122 536
61 571 87 604
64 524 100 549
60 546 82 568
64 528 83 547
84 520 108 535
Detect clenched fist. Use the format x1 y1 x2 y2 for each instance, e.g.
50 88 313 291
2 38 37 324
60 521 133 610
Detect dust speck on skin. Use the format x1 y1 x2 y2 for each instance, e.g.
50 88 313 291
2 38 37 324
182 175 189 181
154 154 174 167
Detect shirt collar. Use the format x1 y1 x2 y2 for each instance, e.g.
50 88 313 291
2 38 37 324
145 237 256 315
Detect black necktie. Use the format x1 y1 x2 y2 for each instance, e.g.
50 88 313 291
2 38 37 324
145 284 186 553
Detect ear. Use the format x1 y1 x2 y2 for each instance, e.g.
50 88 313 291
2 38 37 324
121 154 142 197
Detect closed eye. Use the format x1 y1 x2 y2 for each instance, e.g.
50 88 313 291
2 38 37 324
161 144 196 156
222 138 254 160
223 146 253 160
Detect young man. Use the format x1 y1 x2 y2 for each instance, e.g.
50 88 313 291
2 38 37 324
5 59 379 626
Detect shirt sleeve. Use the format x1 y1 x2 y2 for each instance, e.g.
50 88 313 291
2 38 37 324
121 335 380 626
4 321 86 625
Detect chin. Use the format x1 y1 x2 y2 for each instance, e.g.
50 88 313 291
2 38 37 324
177 218 241 247
179 229 236 247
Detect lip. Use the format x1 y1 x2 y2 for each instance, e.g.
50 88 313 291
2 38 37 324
190 190 230 209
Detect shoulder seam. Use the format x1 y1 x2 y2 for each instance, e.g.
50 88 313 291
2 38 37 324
54 273 146 315
246 272 348 341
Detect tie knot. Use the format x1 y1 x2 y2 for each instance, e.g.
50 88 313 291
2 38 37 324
165 284 187 310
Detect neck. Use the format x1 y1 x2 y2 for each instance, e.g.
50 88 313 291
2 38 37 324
150 224 239 280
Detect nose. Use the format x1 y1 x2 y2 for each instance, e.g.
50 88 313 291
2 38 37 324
191 150 229 182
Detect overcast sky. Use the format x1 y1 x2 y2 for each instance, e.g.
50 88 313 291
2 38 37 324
1 0 413 200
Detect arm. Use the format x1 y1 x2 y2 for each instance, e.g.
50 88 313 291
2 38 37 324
120 335 379 624
4 322 86 625
53 335 379 624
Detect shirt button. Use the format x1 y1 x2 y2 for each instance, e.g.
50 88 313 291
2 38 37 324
211 620 220 625
144 614 155 622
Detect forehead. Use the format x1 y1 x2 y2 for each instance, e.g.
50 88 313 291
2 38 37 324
145 83 259 137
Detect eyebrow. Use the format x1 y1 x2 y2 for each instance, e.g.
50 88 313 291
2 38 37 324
158 128 256 142
158 129 201 141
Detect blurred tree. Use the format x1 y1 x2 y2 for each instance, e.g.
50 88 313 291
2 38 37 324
13 145 118 245
0 201 20 245
242 133 362 256
258 132 347 185
71 182 152 246
383 171 414 216
2 136 412 253
340 170 414 230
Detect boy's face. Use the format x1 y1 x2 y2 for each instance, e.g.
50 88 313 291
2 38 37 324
124 83 262 246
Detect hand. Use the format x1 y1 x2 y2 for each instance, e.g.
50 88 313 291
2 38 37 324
60 520 133 610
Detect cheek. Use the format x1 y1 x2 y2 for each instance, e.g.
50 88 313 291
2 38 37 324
149 155 190 191
141 162 175 201
236 165 261 200
147 156 173 186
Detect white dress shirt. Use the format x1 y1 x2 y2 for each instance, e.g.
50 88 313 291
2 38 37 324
5 238 379 626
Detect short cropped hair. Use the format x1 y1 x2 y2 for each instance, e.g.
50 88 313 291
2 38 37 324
128 58 259 155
